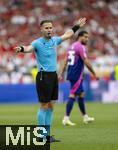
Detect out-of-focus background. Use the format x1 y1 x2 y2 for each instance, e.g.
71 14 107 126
0 0 118 103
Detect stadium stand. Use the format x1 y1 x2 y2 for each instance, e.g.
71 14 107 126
0 0 118 83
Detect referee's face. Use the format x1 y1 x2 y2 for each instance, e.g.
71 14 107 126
41 22 53 39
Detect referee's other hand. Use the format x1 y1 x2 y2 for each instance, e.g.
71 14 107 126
14 46 22 53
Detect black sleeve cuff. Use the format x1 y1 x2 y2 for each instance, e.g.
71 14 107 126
72 25 80 33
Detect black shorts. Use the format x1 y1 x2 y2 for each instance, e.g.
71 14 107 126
36 71 58 103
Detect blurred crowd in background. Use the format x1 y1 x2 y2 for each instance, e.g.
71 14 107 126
0 0 118 84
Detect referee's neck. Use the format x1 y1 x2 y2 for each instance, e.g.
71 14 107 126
43 36 52 40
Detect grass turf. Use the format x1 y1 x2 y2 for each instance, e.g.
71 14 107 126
0 103 118 150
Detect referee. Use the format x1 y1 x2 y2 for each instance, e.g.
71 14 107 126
14 18 86 142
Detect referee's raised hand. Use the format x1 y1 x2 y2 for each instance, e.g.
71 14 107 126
14 46 23 53
76 18 86 27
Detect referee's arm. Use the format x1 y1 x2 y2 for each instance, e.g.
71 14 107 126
60 17 86 42
14 45 34 53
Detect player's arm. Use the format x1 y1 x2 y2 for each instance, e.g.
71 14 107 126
60 18 86 42
14 45 34 53
58 59 68 80
60 59 68 74
84 58 99 80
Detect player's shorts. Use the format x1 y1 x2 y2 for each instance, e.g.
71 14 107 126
69 79 84 95
36 71 58 103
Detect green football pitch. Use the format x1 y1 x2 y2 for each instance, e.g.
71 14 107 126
0 103 118 150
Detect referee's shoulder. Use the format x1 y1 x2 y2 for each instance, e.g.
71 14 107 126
52 36 59 39
36 37 42 41
32 37 42 43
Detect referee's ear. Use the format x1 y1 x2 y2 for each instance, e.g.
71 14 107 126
40 25 44 35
